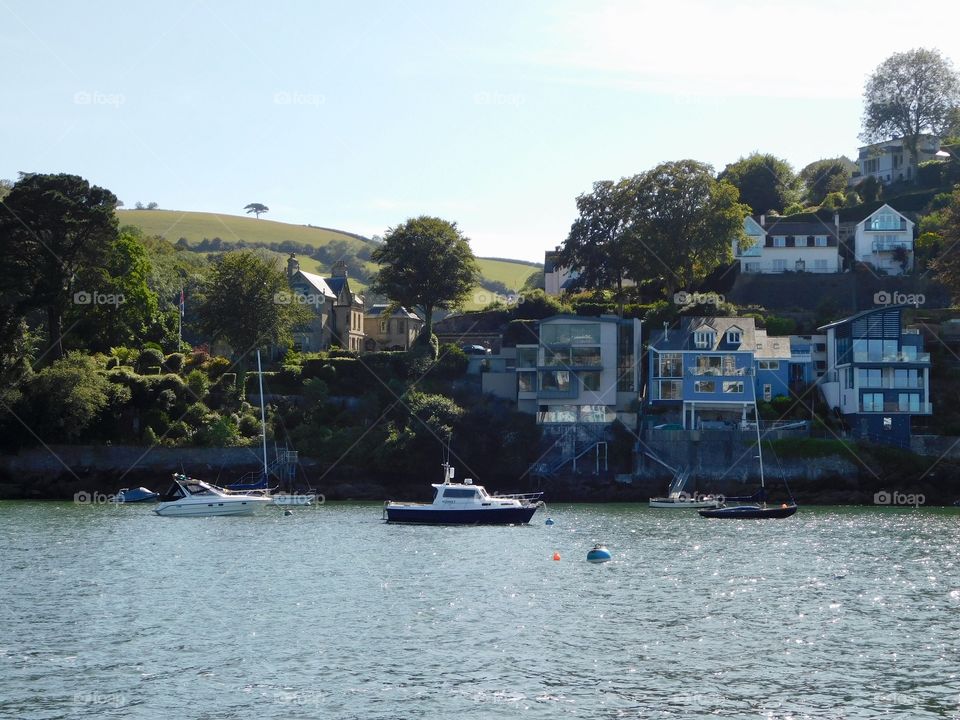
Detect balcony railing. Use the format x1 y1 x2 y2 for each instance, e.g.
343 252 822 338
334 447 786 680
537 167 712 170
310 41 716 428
853 352 929 363
688 367 751 376
865 220 908 232
857 377 925 389
872 240 912 252
860 401 932 414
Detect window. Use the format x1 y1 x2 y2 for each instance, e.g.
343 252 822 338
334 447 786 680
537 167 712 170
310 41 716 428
726 330 742 344
763 384 772 401
617 323 636 392
723 381 744 393
516 346 538 369
772 259 786 272
443 488 478 499
773 237 786 247
659 380 682 400
815 236 828 247
862 393 884 412
580 371 601 391
571 347 602 366
795 236 807 247
858 368 882 387
898 393 920 412
893 369 918 388
517 372 535 393
540 370 571 392
658 353 682 377
694 330 714 348
379 320 387 333
543 348 568 367
537 405 578 423
696 355 722 374
872 211 900 230
694 380 716 393
541 323 600 345
758 360 780 370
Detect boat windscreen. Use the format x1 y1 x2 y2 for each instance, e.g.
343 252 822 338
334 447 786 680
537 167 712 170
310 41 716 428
158 483 186 501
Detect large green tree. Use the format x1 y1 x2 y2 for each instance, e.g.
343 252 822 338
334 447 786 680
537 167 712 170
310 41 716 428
370 216 480 342
0 173 119 361
197 250 308 362
558 179 638 313
800 157 856 205
861 48 960 182
929 188 960 296
629 160 750 297
718 153 799 214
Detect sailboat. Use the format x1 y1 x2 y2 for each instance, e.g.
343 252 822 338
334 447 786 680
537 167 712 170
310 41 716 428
698 395 798 520
227 349 317 506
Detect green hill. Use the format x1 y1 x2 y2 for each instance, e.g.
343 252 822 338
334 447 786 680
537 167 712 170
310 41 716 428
119 209 542 309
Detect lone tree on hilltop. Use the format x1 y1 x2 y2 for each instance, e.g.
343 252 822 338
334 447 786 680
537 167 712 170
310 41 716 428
370 216 480 350
861 48 960 183
244 203 269 219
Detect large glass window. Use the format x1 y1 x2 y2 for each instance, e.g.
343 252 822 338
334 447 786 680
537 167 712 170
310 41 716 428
696 355 722 374
862 393 884 411
694 331 714 348
571 347 602 366
758 360 780 370
541 323 600 345
858 368 882 387
516 346 538 369
517 372 535 392
540 370 571 392
872 212 900 230
617 323 635 392
893 369 918 388
898 393 920 412
580 371 601 391
694 381 715 393
659 380 682 400
538 405 577 423
543 348 568 367
658 353 682 377
722 381 744 393
579 405 614 423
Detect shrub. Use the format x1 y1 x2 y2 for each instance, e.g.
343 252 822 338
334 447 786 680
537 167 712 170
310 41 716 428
765 316 796 335
206 356 231 379
137 348 164 373
105 356 119 370
163 353 185 373
185 348 210 369
110 346 140 367
186 370 209 401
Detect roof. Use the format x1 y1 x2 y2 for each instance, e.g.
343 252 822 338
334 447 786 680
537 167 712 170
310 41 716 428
365 304 422 320
650 316 757 352
295 271 335 298
325 276 347 296
818 304 908 331
758 216 838 238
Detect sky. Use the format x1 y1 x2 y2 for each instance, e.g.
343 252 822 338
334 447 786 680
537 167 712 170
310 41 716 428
2 0 959 262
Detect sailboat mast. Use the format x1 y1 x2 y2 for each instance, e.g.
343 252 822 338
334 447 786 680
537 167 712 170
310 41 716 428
256 349 268 482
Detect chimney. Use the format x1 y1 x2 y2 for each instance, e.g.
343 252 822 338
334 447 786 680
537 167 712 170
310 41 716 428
760 214 765 227
663 321 669 342
286 253 299 280
834 212 840 230
331 260 347 278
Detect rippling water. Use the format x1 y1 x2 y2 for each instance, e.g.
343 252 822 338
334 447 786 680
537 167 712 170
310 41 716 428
1 501 959 719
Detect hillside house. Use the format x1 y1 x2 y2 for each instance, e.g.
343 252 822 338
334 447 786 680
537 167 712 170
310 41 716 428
850 204 915 275
734 215 841 274
286 254 365 352
855 135 941 185
363 305 423 351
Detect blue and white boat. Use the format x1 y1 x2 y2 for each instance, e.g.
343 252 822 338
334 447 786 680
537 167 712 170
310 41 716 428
383 463 543 525
112 487 159 503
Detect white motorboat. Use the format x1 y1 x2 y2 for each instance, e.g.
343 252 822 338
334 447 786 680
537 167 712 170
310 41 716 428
154 474 273 517
649 467 721 509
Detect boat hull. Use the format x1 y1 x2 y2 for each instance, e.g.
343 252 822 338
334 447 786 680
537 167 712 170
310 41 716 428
113 488 159 503
154 498 272 517
649 498 720 509
698 505 797 519
385 505 538 525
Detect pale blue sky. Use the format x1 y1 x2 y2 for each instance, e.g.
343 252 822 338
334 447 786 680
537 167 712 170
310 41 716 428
2 0 957 261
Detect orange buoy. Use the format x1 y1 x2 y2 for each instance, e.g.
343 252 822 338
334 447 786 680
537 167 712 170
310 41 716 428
552 551 561 561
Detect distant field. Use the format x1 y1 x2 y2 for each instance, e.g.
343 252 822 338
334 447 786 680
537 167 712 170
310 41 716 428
117 209 370 250
119 209 539 307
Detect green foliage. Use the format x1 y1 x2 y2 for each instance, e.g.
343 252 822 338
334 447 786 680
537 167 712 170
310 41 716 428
186 369 210 401
197 250 310 362
799 158 854 205
858 175 883 203
929 189 960 297
821 191 847 211
370 216 481 337
163 353 185 373
15 353 112 442
206 356 231 378
718 153 800 214
765 316 796 335
137 348 164 373
512 289 569 319
783 202 805 215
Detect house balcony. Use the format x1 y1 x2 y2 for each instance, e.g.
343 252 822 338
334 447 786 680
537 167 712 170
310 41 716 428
858 377 925 389
853 351 929 363
871 240 912 252
859 401 933 415
865 220 908 232
688 367 751 376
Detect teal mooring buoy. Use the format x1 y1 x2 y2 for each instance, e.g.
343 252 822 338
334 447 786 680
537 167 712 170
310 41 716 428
586 544 612 563
545 517 555 526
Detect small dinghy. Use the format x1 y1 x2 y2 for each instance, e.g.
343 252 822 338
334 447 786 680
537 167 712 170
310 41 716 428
113 487 158 503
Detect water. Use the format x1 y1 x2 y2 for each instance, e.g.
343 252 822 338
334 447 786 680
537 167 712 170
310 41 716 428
1 502 958 719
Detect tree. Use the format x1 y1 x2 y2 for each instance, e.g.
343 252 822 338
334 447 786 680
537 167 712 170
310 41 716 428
861 48 960 183
197 250 309 363
718 152 799 214
800 158 855 205
0 173 118 361
244 203 269 219
370 216 480 342
558 179 638 314
628 160 750 297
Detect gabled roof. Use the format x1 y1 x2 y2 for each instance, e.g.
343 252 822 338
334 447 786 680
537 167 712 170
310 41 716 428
760 216 838 238
818 304 907 331
325 276 348 296
857 203 912 226
650 316 756 351
365 304 422 320
294 270 335 298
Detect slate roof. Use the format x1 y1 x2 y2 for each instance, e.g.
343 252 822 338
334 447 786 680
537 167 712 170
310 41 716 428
650 316 790 358
295 271 335 298
758 216 839 238
365 304 422 320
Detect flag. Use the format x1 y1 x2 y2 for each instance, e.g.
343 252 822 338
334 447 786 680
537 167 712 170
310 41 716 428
179 288 185 318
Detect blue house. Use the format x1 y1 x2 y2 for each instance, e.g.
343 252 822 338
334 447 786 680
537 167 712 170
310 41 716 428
818 305 931 446
647 317 798 428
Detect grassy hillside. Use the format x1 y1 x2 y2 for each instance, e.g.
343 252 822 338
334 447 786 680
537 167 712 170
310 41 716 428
119 209 541 308
117 209 371 250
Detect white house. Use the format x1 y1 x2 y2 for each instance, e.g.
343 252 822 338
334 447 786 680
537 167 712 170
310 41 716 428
856 135 941 185
852 204 914 275
733 215 841 274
